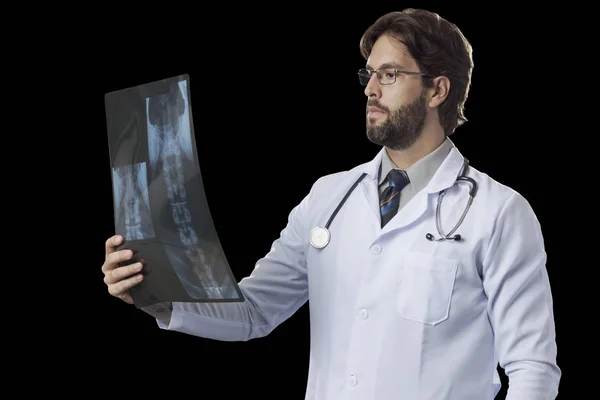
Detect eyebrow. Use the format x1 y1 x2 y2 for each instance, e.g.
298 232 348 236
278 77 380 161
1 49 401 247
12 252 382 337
366 62 407 71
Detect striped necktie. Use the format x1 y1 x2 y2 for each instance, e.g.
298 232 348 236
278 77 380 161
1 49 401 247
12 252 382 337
380 169 409 228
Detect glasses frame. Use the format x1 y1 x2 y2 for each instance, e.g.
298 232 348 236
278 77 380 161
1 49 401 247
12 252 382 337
357 67 436 86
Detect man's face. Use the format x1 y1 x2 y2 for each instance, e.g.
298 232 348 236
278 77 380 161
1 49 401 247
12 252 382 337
364 35 428 151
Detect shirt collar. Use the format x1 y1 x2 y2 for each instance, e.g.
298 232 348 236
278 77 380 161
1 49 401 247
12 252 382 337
378 137 455 193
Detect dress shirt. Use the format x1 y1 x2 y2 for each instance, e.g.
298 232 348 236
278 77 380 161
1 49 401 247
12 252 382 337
378 138 454 208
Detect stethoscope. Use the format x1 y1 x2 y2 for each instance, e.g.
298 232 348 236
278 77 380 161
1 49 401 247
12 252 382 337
308 159 478 249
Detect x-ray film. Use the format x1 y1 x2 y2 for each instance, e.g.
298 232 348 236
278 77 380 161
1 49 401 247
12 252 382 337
104 74 244 308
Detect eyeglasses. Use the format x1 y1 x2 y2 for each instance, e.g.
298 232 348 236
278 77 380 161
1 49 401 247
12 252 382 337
357 67 434 86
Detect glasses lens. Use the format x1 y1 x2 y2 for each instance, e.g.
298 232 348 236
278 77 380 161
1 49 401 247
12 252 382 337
358 69 371 86
379 68 396 84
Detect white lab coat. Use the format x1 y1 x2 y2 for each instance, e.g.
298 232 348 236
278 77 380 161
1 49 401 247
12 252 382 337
158 145 561 399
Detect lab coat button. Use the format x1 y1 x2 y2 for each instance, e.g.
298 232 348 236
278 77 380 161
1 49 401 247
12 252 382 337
348 375 358 387
370 245 381 254
358 309 368 319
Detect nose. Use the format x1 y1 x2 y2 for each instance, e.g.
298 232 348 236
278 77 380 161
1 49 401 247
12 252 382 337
364 74 382 99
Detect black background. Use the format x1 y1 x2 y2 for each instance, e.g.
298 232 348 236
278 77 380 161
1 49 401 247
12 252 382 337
23 3 583 398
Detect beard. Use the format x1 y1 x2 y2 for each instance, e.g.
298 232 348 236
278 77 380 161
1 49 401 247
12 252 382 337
366 90 428 151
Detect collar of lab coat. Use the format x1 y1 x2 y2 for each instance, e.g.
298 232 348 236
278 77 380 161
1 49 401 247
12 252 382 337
357 137 466 196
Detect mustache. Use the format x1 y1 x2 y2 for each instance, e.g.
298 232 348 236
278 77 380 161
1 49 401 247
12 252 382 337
366 100 389 112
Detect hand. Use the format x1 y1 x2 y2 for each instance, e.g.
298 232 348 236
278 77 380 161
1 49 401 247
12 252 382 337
102 235 143 304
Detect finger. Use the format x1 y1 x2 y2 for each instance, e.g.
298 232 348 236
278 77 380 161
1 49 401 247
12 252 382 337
105 235 123 258
105 262 143 285
101 249 134 274
117 292 134 305
108 273 143 298
108 273 143 299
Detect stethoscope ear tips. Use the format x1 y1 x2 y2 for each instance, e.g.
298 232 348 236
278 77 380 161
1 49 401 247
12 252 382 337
425 233 462 241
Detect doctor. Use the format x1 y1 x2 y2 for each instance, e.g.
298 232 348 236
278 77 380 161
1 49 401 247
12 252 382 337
102 8 561 399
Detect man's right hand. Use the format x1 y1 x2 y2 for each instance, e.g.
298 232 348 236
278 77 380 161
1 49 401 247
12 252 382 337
102 235 143 304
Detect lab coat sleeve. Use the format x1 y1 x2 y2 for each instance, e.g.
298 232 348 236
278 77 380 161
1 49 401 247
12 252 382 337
482 191 561 399
153 184 315 342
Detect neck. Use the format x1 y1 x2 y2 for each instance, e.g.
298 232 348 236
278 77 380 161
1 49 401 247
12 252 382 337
386 125 446 170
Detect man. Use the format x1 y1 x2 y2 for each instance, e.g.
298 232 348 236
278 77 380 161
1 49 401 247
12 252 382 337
102 8 561 399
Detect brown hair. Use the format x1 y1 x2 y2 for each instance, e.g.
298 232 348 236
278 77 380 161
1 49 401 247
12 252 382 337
359 8 474 136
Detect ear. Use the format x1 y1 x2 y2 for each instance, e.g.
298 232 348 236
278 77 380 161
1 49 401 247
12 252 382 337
428 76 450 108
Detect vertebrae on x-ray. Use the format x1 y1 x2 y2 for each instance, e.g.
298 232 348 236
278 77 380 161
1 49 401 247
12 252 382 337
147 93 221 296
113 163 155 241
125 167 146 239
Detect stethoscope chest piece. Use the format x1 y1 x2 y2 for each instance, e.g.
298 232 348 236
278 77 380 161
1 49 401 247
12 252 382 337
309 226 330 249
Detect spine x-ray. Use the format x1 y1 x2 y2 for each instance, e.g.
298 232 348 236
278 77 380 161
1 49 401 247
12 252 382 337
105 74 244 307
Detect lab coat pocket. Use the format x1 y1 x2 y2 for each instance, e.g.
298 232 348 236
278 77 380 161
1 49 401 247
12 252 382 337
397 252 458 326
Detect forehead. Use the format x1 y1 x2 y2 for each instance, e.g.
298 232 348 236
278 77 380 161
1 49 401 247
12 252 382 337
366 34 417 70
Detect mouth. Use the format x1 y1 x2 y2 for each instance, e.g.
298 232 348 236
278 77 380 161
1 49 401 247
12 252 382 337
367 107 386 117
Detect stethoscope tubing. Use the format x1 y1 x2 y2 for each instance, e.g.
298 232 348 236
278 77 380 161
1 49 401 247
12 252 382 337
325 173 368 230
309 158 477 248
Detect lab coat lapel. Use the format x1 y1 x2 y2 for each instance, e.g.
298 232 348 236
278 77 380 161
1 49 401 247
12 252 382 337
380 147 465 234
358 149 386 222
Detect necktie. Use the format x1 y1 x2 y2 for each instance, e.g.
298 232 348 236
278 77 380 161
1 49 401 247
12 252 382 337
380 169 409 228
